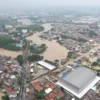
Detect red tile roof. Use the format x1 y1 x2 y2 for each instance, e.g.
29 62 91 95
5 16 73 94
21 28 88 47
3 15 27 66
45 93 56 100
53 89 59 94
32 81 40 86
45 82 51 87
35 85 43 92
57 92 64 98
28 88 34 93
50 85 56 90
6 87 18 93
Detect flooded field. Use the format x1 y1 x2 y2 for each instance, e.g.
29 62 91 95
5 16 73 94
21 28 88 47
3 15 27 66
27 23 68 61
0 48 22 58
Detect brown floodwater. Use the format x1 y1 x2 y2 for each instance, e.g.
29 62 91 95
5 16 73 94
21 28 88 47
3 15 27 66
0 23 68 60
0 92 4 100
0 48 22 58
27 23 68 61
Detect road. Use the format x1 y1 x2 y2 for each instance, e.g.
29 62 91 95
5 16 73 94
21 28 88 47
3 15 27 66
19 41 30 100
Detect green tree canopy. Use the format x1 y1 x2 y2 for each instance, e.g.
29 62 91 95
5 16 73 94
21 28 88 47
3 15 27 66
17 55 23 66
2 94 9 100
28 55 43 62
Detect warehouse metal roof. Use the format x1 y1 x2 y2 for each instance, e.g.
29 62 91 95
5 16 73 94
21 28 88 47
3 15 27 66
57 66 100 98
64 67 96 89
57 76 100 98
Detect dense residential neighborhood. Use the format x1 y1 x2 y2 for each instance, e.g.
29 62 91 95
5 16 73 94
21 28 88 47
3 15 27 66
0 4 100 100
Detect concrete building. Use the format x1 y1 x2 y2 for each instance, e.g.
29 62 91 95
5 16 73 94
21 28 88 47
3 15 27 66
57 66 100 98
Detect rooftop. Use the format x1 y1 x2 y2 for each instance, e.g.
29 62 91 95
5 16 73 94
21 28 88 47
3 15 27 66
63 67 96 89
37 61 56 70
57 67 100 98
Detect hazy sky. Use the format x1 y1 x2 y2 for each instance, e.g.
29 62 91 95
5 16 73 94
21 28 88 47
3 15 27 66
0 0 100 10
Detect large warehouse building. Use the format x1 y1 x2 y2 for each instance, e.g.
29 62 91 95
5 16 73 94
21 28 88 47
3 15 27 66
57 67 100 98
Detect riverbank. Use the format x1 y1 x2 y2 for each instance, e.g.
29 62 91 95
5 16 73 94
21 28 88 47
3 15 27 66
27 23 68 61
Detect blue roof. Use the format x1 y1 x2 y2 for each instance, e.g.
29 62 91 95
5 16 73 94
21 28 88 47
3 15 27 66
16 44 21 47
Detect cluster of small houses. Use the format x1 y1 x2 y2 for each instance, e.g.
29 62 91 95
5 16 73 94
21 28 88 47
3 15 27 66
25 78 65 100
41 23 100 51
74 48 100 66
0 55 66 100
0 56 21 100
60 47 100 66
42 23 88 40
0 24 29 37
0 53 100 100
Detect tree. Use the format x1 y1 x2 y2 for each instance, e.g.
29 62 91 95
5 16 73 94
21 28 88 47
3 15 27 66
17 55 23 66
61 87 64 92
92 62 99 66
35 91 45 99
88 31 98 38
4 69 8 73
28 55 43 62
67 52 73 58
0 82 3 88
2 94 9 100
0 36 20 51
17 77 22 86
30 44 46 54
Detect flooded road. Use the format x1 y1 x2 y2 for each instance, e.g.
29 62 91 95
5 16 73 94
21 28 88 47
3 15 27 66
27 23 68 61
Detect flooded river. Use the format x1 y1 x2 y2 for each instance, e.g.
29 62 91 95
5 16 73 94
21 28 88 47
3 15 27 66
27 23 68 61
0 48 22 58
0 23 68 60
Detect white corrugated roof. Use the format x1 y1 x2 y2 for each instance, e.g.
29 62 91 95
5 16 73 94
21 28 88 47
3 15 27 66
37 61 56 70
0 70 3 73
45 88 52 94
30 68 34 72
10 75 16 79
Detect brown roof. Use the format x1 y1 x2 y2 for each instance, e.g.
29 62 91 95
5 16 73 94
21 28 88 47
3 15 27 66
28 88 34 93
57 92 64 98
50 85 56 90
6 87 18 93
45 82 51 87
53 89 59 94
32 81 40 86
35 85 43 92
45 93 55 100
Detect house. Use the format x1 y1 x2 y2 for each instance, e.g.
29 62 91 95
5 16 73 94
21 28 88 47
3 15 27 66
45 93 55 100
6 87 19 98
32 81 43 92
61 58 68 65
4 79 12 87
34 85 43 92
